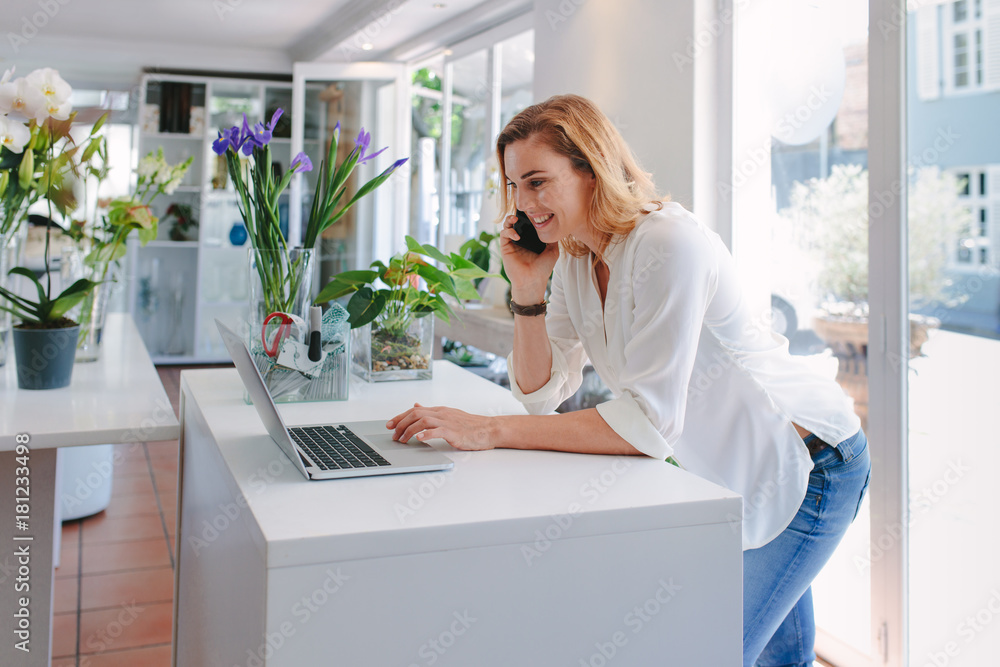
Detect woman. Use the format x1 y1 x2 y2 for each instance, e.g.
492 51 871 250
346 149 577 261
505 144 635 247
387 94 871 666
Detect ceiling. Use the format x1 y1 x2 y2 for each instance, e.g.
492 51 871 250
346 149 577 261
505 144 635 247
0 0 531 86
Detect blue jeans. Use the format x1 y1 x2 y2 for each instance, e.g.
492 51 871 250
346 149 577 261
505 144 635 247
743 429 871 667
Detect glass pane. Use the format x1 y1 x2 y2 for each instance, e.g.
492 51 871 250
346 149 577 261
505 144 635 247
908 5 1000 663
411 57 445 245
735 0 872 659
304 80 376 273
499 30 534 129
210 82 263 132
449 49 488 240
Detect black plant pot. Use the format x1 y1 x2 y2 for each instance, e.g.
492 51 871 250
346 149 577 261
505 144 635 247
12 325 80 390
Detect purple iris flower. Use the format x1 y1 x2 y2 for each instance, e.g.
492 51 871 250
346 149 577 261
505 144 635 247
248 108 283 150
291 151 313 173
239 115 255 156
382 157 408 175
212 127 234 155
354 127 388 165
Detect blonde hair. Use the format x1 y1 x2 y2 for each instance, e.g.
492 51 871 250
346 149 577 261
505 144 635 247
496 94 664 259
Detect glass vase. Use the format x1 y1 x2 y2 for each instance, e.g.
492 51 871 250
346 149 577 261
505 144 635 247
62 247 120 363
352 316 434 382
246 248 350 402
0 228 27 368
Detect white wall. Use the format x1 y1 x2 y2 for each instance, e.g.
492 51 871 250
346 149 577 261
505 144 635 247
532 0 706 215
5 35 292 89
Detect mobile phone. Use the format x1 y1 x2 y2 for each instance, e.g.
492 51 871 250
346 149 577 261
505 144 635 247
512 210 547 254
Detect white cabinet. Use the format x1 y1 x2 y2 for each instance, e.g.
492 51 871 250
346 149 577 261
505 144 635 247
127 74 325 363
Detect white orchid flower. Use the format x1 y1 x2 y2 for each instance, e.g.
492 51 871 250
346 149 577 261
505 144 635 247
38 97 72 121
0 67 14 85
25 68 72 105
0 76 45 120
0 115 31 153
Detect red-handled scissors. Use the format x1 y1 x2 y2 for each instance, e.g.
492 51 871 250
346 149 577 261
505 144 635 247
261 312 294 358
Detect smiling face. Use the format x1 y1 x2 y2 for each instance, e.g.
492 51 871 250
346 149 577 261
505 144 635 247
503 135 597 249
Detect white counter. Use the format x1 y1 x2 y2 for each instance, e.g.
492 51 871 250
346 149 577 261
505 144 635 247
0 313 178 667
174 361 743 666
1 313 180 450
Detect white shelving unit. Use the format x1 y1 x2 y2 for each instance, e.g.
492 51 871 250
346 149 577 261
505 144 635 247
127 73 324 364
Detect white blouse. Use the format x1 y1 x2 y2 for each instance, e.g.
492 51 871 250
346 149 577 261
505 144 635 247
507 202 861 549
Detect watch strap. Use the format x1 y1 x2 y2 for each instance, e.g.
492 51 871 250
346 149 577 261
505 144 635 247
508 299 547 317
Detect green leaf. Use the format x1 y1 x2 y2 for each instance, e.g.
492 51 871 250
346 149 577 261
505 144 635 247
420 243 451 265
346 287 387 329
451 267 491 280
314 270 378 304
404 236 423 254
447 253 480 271
413 263 457 299
453 277 481 301
8 267 47 305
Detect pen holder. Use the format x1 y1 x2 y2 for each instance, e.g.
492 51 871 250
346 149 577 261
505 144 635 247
245 304 351 403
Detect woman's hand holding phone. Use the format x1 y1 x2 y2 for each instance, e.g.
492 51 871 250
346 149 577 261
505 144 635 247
499 212 559 303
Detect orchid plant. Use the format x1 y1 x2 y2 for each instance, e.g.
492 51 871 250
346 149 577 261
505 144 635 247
0 67 79 238
212 108 407 317
0 67 103 329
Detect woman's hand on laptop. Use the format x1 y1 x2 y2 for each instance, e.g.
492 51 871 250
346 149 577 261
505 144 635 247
387 403 497 451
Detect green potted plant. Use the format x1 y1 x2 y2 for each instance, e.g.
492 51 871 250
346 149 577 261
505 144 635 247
0 66 100 387
780 163 971 425
1 67 82 366
314 236 491 381
165 202 198 241
0 264 97 388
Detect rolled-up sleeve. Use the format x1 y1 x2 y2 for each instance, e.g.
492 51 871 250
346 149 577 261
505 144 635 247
594 217 719 459
507 259 588 414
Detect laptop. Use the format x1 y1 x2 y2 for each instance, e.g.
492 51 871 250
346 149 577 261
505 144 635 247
215 319 454 480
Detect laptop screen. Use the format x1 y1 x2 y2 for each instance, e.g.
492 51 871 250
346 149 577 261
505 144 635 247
215 319 309 474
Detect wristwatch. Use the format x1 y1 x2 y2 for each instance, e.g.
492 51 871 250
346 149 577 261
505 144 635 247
508 299 547 316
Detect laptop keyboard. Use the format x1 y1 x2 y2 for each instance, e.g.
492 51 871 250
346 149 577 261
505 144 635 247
289 425 391 471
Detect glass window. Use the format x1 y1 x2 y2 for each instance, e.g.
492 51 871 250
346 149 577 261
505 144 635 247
448 49 489 240
955 0 968 22
735 0 871 656
976 29 983 85
955 33 969 88
909 3 1000 660
499 30 534 130
411 58 446 245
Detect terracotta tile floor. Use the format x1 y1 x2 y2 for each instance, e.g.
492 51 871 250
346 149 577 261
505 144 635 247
52 365 190 667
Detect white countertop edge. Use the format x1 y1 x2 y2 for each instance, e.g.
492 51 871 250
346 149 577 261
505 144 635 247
264 498 744 569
